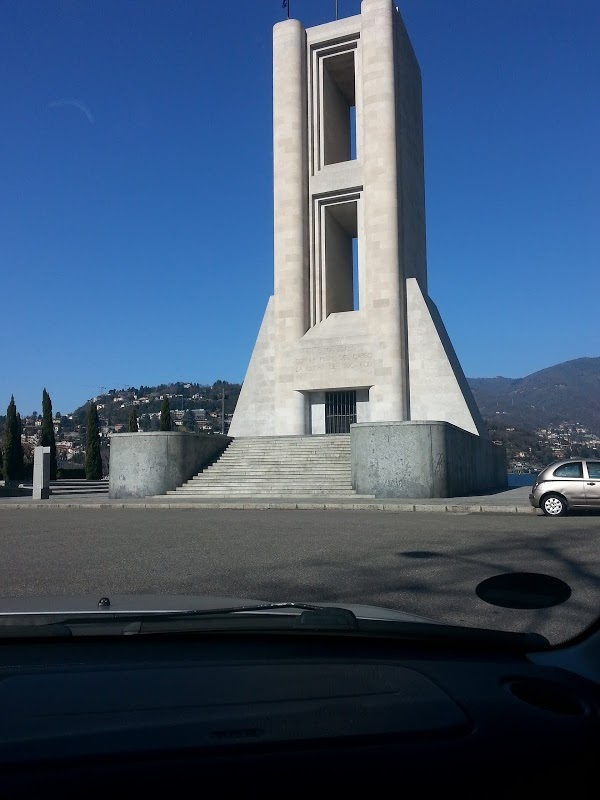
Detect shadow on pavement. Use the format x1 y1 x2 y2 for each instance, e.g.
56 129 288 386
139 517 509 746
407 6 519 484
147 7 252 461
198 522 600 645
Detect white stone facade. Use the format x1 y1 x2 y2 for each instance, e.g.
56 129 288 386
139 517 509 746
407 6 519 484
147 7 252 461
230 0 485 439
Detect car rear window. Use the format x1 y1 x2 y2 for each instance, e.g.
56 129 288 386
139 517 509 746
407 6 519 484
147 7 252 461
553 462 583 478
586 462 600 479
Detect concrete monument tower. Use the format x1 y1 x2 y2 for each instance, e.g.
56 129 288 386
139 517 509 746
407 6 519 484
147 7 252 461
230 0 486 440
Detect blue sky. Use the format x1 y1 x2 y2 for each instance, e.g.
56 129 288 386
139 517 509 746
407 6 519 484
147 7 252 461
1 0 598 416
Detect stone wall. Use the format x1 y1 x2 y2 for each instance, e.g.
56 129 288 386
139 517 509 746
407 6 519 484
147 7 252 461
109 432 232 499
351 421 506 498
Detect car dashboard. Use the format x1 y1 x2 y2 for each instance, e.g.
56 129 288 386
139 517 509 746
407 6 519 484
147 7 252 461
0 631 598 796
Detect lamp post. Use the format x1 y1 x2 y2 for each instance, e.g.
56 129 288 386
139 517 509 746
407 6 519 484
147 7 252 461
221 384 225 435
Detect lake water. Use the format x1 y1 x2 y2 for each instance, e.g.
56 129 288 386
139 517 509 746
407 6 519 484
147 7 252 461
508 473 536 488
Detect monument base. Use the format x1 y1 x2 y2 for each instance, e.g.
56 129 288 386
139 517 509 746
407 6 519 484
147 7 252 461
109 432 231 499
351 421 507 499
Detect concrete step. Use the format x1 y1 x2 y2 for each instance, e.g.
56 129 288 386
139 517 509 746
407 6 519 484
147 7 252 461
177 484 354 488
220 451 351 458
216 462 350 468
190 470 351 483
232 435 350 441
228 444 351 449
195 476 352 482
164 489 375 502
191 470 352 483
229 441 350 446
208 467 350 473
50 480 108 486
49 479 109 495
203 461 351 467
216 448 350 454
198 467 352 474
218 453 350 464
168 490 359 496
196 470 352 483
202 469 352 474
177 483 356 489
182 478 352 484
228 445 350 451
211 454 351 460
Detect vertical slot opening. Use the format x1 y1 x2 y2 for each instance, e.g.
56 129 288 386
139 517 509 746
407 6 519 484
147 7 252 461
352 236 359 310
324 200 358 315
322 51 356 166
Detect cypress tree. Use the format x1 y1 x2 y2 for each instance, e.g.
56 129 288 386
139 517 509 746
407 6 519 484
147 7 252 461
2 396 22 483
16 412 24 480
128 408 139 432
183 408 196 431
85 402 103 480
139 413 151 432
40 388 57 480
159 397 172 431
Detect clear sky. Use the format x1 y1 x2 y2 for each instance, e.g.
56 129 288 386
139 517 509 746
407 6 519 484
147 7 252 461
2 0 598 416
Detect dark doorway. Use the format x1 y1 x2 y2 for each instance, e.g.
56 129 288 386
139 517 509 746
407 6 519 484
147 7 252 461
325 390 357 434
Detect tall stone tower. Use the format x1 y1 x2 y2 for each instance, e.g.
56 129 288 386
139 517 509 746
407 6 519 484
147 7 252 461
230 0 485 439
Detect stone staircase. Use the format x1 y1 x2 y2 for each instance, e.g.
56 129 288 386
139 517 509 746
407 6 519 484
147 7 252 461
50 479 109 496
169 435 360 497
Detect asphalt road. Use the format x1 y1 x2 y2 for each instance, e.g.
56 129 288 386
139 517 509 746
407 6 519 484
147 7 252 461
0 508 599 644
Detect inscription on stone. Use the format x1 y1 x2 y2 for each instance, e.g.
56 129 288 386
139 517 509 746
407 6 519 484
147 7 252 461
295 347 373 374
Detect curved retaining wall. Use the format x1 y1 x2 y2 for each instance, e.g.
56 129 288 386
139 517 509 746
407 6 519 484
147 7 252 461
351 421 507 498
109 432 232 499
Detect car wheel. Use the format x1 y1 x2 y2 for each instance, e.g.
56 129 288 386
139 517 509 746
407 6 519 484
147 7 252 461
541 493 567 517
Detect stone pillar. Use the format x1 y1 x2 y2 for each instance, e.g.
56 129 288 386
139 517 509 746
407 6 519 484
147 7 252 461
361 0 410 422
273 18 309 435
356 388 370 422
309 392 326 434
32 446 51 500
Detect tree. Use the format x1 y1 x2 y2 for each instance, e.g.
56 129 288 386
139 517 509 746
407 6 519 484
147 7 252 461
150 415 160 431
16 413 24 478
139 413 151 432
2 396 23 482
85 403 103 480
159 397 172 431
40 388 57 480
128 408 139 432
183 408 196 431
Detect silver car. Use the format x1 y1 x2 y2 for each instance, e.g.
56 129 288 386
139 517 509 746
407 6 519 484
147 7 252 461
529 458 600 516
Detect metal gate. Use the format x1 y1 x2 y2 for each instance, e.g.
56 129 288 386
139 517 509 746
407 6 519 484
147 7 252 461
325 390 357 434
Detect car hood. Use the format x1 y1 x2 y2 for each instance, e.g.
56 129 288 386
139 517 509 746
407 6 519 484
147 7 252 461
0 594 439 625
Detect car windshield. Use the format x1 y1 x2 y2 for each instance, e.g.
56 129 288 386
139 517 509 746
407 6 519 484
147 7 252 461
1 0 598 649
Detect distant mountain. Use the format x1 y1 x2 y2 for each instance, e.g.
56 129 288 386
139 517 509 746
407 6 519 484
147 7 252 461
468 357 600 435
63 358 599 437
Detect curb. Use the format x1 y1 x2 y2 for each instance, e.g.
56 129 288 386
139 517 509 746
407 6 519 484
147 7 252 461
0 501 538 514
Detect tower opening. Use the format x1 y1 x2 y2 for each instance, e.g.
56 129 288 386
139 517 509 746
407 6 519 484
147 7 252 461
324 199 359 315
322 51 356 166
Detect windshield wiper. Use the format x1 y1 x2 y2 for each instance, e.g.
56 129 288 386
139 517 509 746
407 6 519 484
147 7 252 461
0 604 548 650
94 603 360 632
0 604 359 637
142 602 358 623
